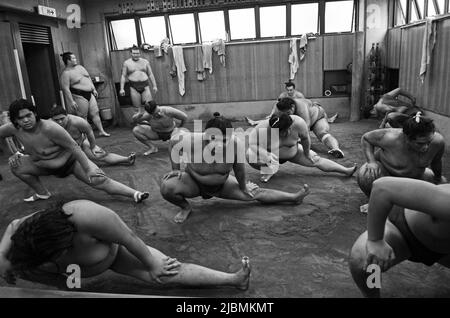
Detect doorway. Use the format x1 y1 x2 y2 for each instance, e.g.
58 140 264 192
20 24 59 119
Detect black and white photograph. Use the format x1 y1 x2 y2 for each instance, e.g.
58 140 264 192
0 0 450 302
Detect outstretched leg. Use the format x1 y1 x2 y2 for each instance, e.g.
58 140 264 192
290 145 356 176
110 245 251 289
71 162 148 202
82 141 135 166
217 175 310 204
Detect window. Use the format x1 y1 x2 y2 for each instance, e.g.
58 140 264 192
260 5 286 38
110 19 137 50
229 8 256 40
410 0 420 22
395 0 407 26
416 0 425 19
199 11 226 42
325 1 354 33
436 0 446 13
291 3 319 35
427 0 438 16
140 16 167 45
169 13 196 44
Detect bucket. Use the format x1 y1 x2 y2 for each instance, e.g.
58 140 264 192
100 108 113 120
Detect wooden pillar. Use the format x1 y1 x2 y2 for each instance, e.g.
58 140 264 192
350 0 389 121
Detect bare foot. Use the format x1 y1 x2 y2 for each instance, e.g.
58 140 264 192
144 147 158 156
327 113 339 123
294 184 310 204
134 191 149 203
260 174 274 183
174 208 192 223
236 256 251 290
99 132 110 137
328 148 344 158
128 152 136 165
346 164 358 177
245 117 258 126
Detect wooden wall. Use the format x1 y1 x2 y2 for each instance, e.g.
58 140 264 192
0 22 22 111
389 17 450 116
109 35 352 106
386 26 401 69
323 34 354 70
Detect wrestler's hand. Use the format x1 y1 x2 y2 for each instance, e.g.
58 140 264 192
243 181 259 198
149 257 180 283
365 239 395 272
92 145 106 158
153 86 158 94
8 152 24 168
162 170 183 181
119 89 125 96
93 90 98 98
366 162 381 180
70 101 79 112
87 168 106 184
304 151 317 165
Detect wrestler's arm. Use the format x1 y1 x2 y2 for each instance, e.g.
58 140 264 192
367 177 450 242
248 121 272 160
0 123 16 139
77 201 176 276
268 104 278 118
120 62 127 92
146 61 157 92
166 108 187 127
361 129 388 163
294 100 311 128
60 72 76 106
430 137 445 184
132 110 151 124
45 122 96 172
295 116 312 156
74 117 97 150
0 124 17 153
233 139 247 191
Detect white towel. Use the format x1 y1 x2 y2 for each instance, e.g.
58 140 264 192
288 38 299 80
299 34 308 61
202 44 213 74
172 46 186 96
419 18 437 83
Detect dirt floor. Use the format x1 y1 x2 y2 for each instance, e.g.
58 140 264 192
1 118 450 298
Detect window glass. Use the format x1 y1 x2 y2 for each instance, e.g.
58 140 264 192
291 3 319 35
325 1 354 33
199 11 226 42
229 8 256 40
169 13 196 44
140 16 166 45
110 19 137 50
260 5 286 37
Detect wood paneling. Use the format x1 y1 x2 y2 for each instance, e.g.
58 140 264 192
0 22 22 111
386 27 401 69
323 34 354 70
398 18 450 116
110 37 324 105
